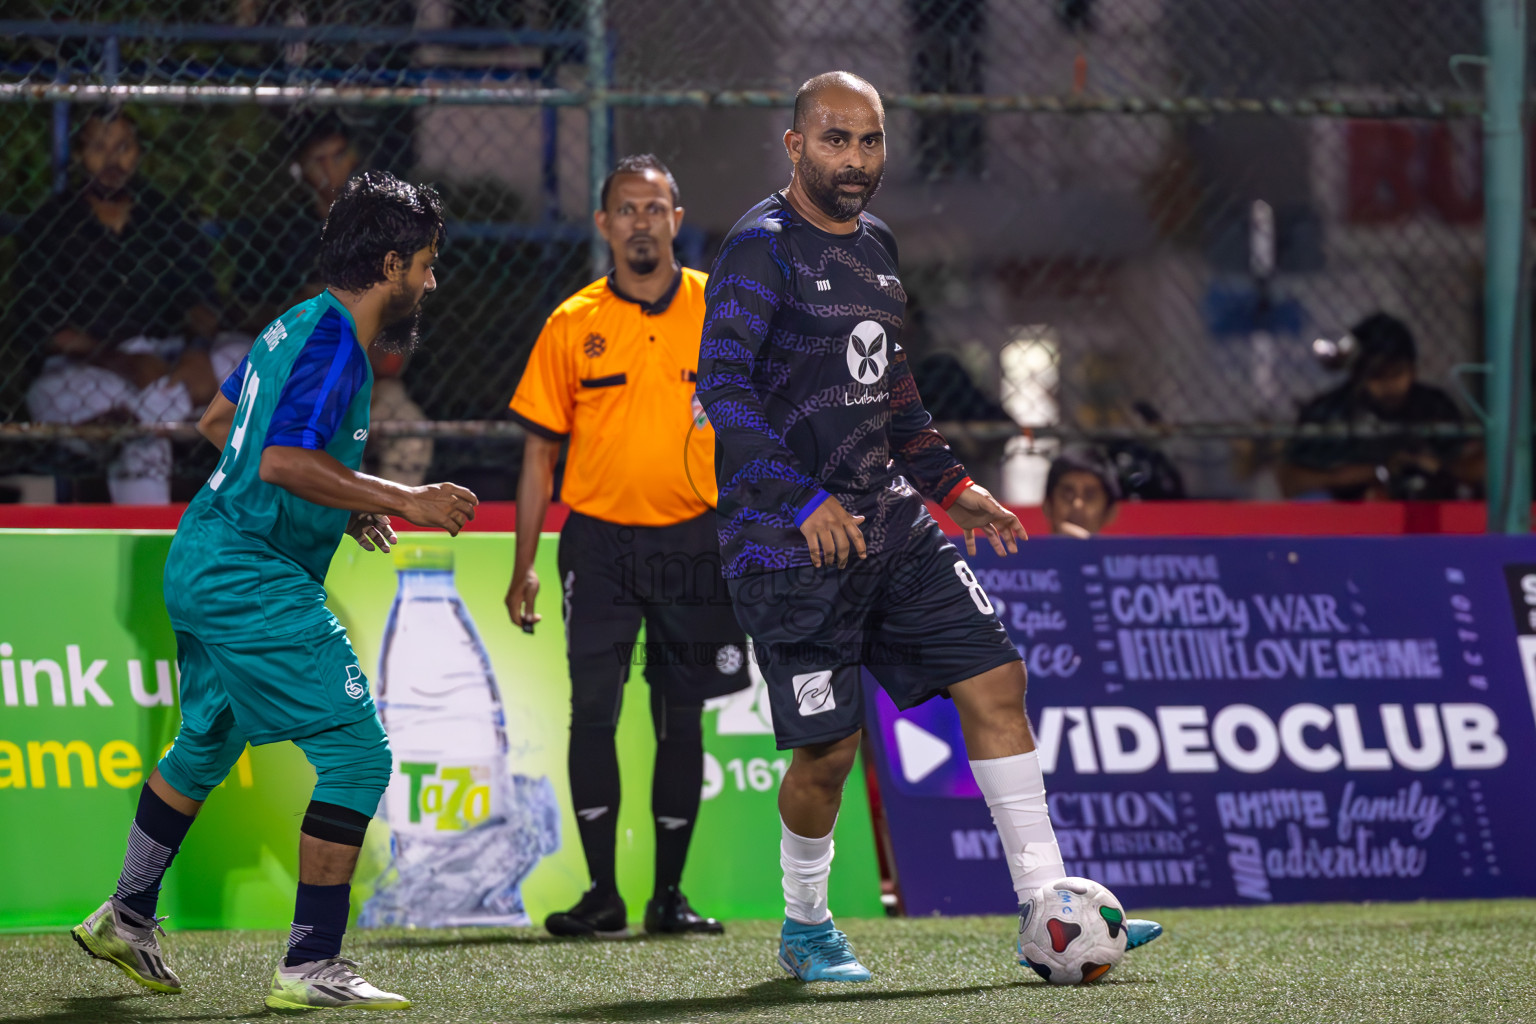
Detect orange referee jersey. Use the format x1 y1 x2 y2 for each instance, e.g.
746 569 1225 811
509 268 718 527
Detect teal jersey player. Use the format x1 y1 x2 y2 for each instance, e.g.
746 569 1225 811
73 171 478 1013
161 290 383 749
165 290 374 642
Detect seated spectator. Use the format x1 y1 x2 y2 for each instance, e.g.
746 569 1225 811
1043 448 1120 537
14 107 235 504
232 112 432 484
364 349 434 486
233 113 359 329
1280 313 1480 500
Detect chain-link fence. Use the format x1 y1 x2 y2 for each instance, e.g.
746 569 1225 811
0 0 1507 504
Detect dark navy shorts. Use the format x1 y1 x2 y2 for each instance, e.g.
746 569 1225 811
727 517 1021 750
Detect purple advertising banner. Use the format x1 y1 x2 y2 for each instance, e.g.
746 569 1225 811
866 537 1536 914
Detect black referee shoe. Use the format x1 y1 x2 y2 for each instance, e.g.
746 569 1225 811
545 886 628 938
644 887 725 935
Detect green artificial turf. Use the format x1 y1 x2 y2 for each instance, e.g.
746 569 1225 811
5 901 1534 1023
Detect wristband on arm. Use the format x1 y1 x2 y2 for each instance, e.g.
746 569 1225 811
793 488 832 527
940 477 975 510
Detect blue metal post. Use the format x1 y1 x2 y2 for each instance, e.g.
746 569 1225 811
1483 0 1531 533
50 53 68 194
539 65 560 224
586 0 609 278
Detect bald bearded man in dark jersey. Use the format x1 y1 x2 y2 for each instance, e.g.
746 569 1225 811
697 71 1162 983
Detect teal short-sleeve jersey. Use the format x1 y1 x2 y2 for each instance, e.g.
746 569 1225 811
165 290 374 640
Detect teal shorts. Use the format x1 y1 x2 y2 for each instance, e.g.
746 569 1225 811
173 617 377 746
157 617 391 816
159 712 390 818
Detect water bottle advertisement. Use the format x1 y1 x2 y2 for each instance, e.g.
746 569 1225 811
355 546 561 929
0 529 882 932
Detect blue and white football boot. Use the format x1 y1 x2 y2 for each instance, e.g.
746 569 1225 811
778 918 873 982
1126 918 1164 950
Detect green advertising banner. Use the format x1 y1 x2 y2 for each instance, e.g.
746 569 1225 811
0 529 882 933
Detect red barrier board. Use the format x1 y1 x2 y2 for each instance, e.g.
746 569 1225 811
0 501 1497 536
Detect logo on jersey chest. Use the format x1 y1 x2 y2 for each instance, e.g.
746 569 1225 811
583 332 607 358
846 320 888 384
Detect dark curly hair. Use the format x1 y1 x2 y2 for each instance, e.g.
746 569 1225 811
318 170 445 292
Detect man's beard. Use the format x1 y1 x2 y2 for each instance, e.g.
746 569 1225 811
1365 393 1407 416
375 286 424 355
799 157 882 222
623 236 662 276
86 174 133 201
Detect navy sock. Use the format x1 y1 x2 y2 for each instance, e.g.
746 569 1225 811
285 883 351 966
113 784 195 919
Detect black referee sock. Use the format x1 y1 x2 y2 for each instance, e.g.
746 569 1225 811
113 784 196 919
568 722 621 895
651 695 704 895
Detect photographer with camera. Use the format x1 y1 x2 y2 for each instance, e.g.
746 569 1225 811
1279 312 1482 501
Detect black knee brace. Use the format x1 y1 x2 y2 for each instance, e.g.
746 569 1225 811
300 800 373 847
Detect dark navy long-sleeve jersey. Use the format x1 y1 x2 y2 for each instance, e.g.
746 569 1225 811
697 193 971 578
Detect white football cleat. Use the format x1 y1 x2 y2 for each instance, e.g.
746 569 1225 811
71 899 183 994
264 957 411 1011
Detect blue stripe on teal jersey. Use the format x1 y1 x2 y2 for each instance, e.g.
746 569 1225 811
266 307 369 451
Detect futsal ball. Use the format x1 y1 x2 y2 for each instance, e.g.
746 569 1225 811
1017 876 1128 985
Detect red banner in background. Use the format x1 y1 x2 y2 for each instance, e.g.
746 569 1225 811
0 503 565 533
0 501 1501 537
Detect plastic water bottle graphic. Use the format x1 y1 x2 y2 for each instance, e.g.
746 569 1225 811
361 546 560 928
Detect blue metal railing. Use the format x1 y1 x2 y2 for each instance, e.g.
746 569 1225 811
0 20 588 50
3 19 593 221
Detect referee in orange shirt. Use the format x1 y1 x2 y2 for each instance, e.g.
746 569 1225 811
504 155 746 937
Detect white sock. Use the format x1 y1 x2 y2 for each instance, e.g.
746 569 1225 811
781 818 835 925
970 750 1065 904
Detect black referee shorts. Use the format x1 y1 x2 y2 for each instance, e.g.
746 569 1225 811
728 516 1021 750
557 510 750 728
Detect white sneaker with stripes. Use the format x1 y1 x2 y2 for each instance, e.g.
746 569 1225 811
71 899 183 994
265 957 411 1011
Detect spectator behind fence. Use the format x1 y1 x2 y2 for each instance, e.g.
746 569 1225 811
232 113 432 484
1043 447 1120 537
1280 312 1481 501
234 114 359 327
13 107 231 504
